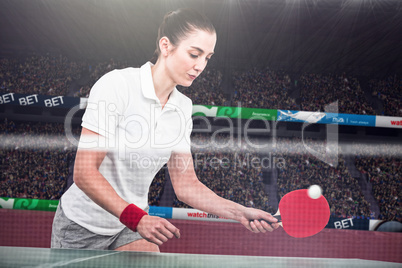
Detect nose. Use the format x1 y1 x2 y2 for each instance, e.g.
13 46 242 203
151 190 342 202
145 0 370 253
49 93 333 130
194 58 207 73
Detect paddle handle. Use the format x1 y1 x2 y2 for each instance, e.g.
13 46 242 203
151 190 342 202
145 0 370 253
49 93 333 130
255 213 283 227
273 215 281 222
254 210 283 227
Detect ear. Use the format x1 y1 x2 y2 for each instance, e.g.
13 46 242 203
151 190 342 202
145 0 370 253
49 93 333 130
159 36 171 57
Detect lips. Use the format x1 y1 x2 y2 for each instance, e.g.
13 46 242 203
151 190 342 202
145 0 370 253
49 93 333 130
188 74 197 80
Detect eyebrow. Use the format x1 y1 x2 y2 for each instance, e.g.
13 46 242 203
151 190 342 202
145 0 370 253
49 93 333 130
190 46 214 56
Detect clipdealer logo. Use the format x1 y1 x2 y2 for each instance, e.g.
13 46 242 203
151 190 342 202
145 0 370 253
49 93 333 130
301 101 339 167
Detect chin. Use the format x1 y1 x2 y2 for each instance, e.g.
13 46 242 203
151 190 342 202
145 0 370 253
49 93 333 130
180 80 194 88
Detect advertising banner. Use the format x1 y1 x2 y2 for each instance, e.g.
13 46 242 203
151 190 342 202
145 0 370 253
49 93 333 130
0 197 59 212
5 94 401 129
326 217 370 231
79 100 402 129
0 92 80 109
192 105 277 121
375 116 402 129
277 110 376 127
172 207 236 222
0 197 390 232
149 206 173 219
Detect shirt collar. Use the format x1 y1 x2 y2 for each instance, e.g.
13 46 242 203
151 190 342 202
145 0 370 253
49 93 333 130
140 62 180 110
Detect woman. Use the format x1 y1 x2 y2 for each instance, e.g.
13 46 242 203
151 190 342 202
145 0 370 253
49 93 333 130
51 8 279 252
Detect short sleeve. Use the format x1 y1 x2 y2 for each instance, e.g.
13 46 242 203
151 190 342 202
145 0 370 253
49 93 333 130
81 70 129 137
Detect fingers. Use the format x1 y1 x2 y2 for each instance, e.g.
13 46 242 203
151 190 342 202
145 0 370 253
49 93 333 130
243 208 280 233
137 216 180 246
249 219 275 233
260 213 279 224
165 222 181 239
270 222 281 229
155 223 180 242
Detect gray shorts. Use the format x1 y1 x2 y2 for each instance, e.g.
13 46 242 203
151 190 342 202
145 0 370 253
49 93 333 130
51 202 143 250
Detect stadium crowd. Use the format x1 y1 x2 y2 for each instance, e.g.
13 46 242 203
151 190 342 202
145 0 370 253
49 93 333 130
368 75 402 117
178 67 227 106
299 73 376 115
1 52 401 222
0 54 86 97
3 120 400 222
231 67 298 110
172 133 273 214
0 119 77 200
148 168 167 207
274 137 372 219
1 53 401 117
353 142 401 222
74 58 130 98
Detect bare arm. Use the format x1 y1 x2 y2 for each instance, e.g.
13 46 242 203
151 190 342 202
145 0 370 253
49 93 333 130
73 127 129 217
74 127 180 245
168 152 279 233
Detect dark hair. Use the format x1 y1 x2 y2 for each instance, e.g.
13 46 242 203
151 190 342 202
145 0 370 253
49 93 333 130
150 8 215 64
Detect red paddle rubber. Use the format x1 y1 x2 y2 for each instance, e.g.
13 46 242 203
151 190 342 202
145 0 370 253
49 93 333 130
279 189 330 238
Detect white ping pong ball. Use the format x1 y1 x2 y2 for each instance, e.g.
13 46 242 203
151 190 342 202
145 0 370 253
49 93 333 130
308 185 322 199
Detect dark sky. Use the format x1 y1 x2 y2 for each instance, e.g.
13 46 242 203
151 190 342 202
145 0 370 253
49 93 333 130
0 0 401 76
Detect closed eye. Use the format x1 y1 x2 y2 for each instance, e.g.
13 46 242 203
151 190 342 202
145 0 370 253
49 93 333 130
190 52 212 62
189 46 215 61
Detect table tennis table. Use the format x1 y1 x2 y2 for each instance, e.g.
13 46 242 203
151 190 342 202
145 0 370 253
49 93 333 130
0 246 400 268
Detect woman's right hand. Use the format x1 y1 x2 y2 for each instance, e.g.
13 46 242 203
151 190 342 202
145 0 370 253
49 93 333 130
136 215 181 246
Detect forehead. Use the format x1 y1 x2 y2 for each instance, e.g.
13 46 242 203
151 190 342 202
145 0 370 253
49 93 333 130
179 29 216 54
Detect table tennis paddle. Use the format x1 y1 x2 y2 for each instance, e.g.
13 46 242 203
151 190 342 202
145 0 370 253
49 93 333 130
269 189 330 238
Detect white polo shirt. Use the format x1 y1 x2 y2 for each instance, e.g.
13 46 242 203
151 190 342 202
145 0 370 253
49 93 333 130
61 62 193 235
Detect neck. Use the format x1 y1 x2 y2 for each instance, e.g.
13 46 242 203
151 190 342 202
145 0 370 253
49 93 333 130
151 61 175 105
